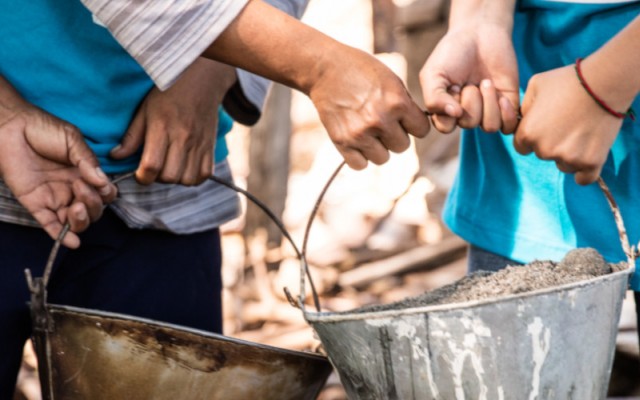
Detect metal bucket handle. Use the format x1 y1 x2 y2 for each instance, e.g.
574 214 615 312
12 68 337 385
294 176 638 314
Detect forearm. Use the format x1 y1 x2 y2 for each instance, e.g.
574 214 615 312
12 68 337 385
188 57 237 104
202 0 346 95
449 0 516 31
581 15 640 110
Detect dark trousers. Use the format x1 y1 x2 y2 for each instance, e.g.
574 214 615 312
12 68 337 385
0 209 222 398
468 245 640 363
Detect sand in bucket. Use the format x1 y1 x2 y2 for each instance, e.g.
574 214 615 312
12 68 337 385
356 248 627 312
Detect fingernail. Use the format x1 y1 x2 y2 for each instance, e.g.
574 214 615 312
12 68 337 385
76 208 87 222
445 104 456 116
99 185 112 196
449 85 461 94
95 167 108 181
481 79 492 88
111 145 121 154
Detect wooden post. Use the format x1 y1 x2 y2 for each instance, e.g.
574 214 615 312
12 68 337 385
243 83 293 250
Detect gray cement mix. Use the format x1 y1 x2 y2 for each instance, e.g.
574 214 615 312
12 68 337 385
356 248 627 313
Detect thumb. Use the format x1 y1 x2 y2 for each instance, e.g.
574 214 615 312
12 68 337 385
421 72 463 118
110 113 146 159
499 90 521 134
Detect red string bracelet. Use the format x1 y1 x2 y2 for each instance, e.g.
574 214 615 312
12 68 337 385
574 58 636 121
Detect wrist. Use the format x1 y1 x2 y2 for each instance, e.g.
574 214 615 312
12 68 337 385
0 77 29 125
579 55 638 117
449 0 515 32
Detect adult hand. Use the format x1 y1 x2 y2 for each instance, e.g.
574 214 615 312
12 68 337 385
516 63 626 185
307 47 431 170
111 58 237 186
420 17 520 134
0 98 117 248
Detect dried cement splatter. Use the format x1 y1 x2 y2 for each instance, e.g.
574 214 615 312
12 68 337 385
355 248 627 313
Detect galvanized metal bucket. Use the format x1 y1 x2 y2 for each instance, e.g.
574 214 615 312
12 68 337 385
24 174 333 400
295 176 636 399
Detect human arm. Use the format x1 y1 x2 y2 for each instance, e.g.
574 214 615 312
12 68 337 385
203 0 431 169
0 76 117 248
419 0 519 134
515 15 640 185
110 58 236 186
84 0 430 170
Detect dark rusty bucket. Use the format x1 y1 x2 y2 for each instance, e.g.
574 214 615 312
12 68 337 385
25 174 333 400
30 304 331 399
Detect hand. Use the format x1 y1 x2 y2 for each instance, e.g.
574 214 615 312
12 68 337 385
516 63 625 185
420 22 520 134
111 58 237 186
0 101 117 248
308 47 431 169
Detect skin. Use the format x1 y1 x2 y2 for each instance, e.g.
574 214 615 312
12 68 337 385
110 58 237 186
420 0 640 185
0 76 116 248
1 0 431 245
203 0 431 169
517 15 640 185
419 0 519 135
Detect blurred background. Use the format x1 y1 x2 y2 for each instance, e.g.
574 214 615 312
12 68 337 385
14 0 639 398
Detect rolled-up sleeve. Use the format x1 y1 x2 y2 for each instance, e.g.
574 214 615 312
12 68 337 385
81 0 249 91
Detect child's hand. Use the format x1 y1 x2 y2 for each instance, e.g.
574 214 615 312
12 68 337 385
516 64 625 185
420 23 520 134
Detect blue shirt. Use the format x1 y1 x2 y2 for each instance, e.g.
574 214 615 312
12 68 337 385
444 0 640 289
0 0 230 174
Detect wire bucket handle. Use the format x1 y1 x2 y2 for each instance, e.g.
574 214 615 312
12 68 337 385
25 167 636 333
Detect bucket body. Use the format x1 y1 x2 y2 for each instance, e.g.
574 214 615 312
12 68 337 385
305 268 631 400
39 305 332 400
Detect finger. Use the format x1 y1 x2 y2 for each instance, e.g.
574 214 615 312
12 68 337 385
200 148 214 182
398 97 431 139
354 133 391 165
499 96 519 134
339 147 369 170
181 146 209 186
378 122 411 154
430 86 461 133
34 210 81 249
159 135 188 184
72 179 104 221
574 167 601 186
421 73 463 118
555 160 578 174
430 114 457 133
78 159 117 203
110 112 146 159
136 125 169 185
512 132 534 155
459 85 482 129
64 123 101 170
479 80 502 133
67 202 91 233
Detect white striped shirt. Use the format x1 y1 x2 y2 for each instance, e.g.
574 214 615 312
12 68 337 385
0 0 309 234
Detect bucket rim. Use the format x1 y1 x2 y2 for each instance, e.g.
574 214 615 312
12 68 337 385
303 264 633 323
46 303 329 362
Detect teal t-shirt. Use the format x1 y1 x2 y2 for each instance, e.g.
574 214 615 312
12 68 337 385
0 1 231 174
444 0 640 289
